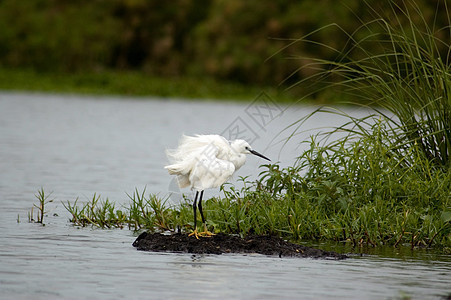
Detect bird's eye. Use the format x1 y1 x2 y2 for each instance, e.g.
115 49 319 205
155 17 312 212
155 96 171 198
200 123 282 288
245 146 250 150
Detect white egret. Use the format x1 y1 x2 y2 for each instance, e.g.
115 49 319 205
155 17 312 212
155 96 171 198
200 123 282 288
165 134 270 238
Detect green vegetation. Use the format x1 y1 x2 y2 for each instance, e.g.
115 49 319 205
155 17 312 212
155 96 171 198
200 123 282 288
0 0 448 98
62 189 174 230
0 68 294 101
285 1 450 168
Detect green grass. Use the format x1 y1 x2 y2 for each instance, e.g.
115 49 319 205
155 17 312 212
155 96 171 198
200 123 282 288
62 189 179 231
275 0 451 248
0 68 297 102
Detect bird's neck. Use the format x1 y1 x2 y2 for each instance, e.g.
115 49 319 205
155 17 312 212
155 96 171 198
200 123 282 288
230 153 246 171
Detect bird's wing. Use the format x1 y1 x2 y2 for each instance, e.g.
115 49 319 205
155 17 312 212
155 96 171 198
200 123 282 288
165 142 220 174
166 134 231 164
189 155 235 191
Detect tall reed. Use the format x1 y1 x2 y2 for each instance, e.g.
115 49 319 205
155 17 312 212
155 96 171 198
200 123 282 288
283 0 450 170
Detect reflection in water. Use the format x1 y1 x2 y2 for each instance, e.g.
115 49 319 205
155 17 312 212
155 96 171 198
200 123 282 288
0 93 450 299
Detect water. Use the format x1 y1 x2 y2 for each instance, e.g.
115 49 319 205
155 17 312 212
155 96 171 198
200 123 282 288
1 92 450 299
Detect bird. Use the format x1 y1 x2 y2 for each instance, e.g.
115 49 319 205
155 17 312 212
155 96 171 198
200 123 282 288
165 134 270 238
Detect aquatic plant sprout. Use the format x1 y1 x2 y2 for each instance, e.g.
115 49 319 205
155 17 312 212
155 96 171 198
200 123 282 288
29 188 53 224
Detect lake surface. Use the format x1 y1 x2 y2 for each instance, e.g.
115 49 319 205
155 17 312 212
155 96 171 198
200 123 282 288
1 92 450 299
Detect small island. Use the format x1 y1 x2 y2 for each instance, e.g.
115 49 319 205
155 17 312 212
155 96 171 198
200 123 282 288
133 232 347 259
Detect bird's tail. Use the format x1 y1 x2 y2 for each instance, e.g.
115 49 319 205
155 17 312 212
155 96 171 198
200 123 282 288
164 164 191 188
164 163 185 175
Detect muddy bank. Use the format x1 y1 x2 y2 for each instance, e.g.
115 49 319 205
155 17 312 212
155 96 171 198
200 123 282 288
132 232 347 259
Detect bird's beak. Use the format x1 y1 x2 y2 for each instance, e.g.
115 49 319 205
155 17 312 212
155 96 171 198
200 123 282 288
250 149 271 161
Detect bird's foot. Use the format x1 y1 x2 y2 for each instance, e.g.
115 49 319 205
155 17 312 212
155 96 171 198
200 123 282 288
198 224 215 237
188 225 215 239
188 229 200 239
197 230 215 237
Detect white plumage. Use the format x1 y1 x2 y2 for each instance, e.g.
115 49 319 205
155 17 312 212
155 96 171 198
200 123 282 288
165 134 270 238
166 135 243 190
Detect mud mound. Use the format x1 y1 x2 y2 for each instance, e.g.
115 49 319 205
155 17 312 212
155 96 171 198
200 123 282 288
132 232 347 259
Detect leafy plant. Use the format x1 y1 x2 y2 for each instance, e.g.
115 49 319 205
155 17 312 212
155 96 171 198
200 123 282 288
29 188 53 225
283 0 450 168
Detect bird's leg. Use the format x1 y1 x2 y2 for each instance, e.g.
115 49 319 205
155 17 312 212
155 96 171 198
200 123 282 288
198 191 206 224
188 191 200 239
197 191 215 237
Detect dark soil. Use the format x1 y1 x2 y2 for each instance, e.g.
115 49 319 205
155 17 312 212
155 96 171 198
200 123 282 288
132 232 347 259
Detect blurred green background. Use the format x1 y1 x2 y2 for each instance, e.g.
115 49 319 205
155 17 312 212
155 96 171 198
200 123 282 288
0 0 448 101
